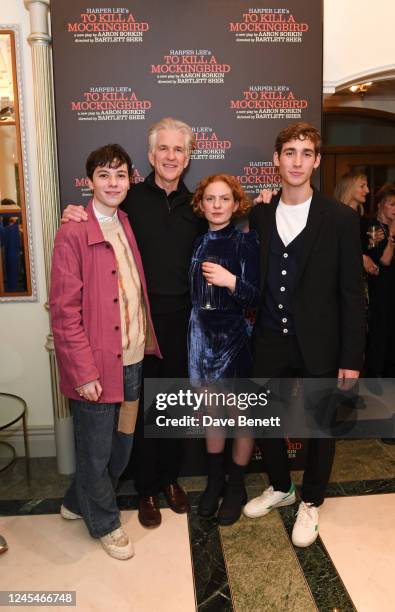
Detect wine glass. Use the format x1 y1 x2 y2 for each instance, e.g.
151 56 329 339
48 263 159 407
201 255 218 310
367 223 378 249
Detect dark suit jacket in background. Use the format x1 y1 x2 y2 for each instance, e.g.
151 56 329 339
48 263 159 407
249 190 366 375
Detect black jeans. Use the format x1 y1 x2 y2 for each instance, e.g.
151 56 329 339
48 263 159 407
130 308 189 496
252 328 337 506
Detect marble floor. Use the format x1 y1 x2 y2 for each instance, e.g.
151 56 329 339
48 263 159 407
319 494 395 612
0 439 394 611
1 510 195 612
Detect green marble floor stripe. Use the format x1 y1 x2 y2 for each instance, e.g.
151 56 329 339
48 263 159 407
291 439 395 486
278 506 356 612
376 438 395 461
0 457 72 500
328 439 395 482
220 511 317 612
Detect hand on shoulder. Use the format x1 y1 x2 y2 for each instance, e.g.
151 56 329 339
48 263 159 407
253 188 278 205
61 204 88 224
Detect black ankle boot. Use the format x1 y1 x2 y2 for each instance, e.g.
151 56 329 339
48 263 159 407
217 462 247 526
198 453 225 518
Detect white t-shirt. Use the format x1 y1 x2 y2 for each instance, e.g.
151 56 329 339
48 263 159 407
276 197 312 247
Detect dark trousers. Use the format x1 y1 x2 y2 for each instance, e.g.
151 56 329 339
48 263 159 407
64 362 142 538
252 328 337 506
130 308 189 496
366 286 395 377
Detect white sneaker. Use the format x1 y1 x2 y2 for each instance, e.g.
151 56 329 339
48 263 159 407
243 483 296 518
60 504 82 520
100 527 134 560
291 501 319 547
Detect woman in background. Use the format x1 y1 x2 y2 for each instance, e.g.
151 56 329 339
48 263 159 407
334 169 369 216
365 183 395 380
334 170 379 275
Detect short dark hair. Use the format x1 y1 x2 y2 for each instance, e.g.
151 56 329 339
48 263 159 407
275 122 321 156
85 144 132 180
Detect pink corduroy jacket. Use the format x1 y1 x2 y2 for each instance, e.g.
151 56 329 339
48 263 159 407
49 199 161 403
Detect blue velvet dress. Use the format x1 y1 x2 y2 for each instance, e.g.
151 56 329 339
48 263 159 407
188 224 260 386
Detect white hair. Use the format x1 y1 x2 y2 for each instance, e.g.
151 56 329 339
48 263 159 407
147 117 194 154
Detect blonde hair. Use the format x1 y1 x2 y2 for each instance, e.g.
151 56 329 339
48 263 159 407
147 117 194 154
334 171 367 216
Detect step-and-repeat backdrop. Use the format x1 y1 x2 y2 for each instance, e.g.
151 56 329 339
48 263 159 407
51 0 323 470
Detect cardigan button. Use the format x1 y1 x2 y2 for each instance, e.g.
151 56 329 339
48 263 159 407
117 354 121 358
112 270 116 274
114 298 118 303
115 325 119 330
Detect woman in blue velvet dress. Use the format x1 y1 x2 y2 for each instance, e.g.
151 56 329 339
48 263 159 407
189 173 260 525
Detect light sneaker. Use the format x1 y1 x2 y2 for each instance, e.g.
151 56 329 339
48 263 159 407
60 504 82 520
291 501 319 547
243 483 296 518
100 527 134 560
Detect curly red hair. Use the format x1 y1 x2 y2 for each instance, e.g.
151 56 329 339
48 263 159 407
192 174 251 218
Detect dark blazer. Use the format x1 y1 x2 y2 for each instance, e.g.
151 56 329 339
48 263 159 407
249 189 366 374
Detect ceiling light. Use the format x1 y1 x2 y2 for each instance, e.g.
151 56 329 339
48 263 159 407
349 82 373 94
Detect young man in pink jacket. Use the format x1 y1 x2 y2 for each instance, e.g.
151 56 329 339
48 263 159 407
49 144 161 560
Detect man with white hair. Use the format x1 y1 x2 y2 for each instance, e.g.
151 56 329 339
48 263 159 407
122 118 207 526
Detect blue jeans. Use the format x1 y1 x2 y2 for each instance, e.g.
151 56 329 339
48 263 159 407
64 362 142 538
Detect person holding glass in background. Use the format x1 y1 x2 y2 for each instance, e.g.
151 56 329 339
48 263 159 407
189 174 260 525
364 184 395 385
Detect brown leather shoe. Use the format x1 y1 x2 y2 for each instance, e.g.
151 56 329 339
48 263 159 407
138 495 162 528
0 535 8 554
163 483 190 514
